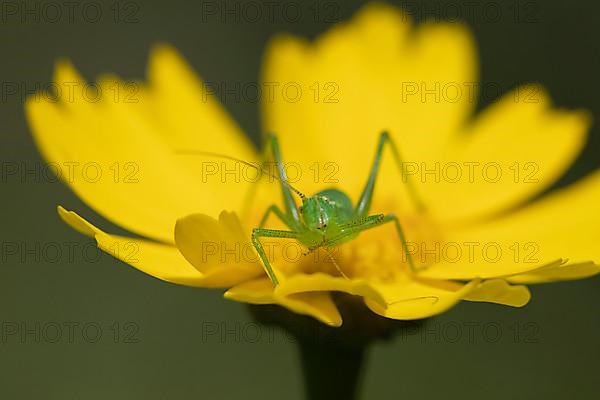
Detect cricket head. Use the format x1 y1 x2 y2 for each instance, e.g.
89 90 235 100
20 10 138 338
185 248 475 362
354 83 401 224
300 195 335 231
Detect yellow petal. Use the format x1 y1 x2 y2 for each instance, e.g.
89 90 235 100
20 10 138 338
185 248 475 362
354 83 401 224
57 206 255 288
366 277 480 320
261 3 476 199
174 211 263 279
26 49 256 244
419 256 565 282
225 278 342 327
421 170 600 281
274 272 386 307
463 279 530 307
506 261 600 284
146 44 257 172
426 87 590 223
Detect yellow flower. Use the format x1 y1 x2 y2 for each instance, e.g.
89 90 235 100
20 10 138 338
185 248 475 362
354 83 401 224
26 4 600 327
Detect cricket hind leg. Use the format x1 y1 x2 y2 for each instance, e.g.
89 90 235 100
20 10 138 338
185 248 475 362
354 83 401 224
258 205 295 229
354 131 425 218
262 135 303 230
241 135 303 230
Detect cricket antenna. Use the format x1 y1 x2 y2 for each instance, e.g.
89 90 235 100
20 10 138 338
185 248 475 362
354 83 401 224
388 296 439 305
175 150 306 199
327 252 348 280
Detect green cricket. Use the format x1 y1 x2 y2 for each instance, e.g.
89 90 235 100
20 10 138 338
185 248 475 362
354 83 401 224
181 131 424 287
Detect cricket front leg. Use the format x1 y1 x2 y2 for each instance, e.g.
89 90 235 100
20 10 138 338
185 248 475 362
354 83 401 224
327 213 417 273
251 228 301 286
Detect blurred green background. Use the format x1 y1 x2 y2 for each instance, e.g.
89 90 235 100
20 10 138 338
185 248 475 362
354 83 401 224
1 0 599 398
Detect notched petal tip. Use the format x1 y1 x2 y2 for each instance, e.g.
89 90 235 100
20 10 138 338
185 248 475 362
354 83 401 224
53 59 85 87
147 41 193 82
149 41 176 57
355 2 412 26
148 42 184 76
57 205 97 238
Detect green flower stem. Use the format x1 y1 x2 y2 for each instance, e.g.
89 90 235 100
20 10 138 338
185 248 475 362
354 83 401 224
298 338 366 400
249 294 426 400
